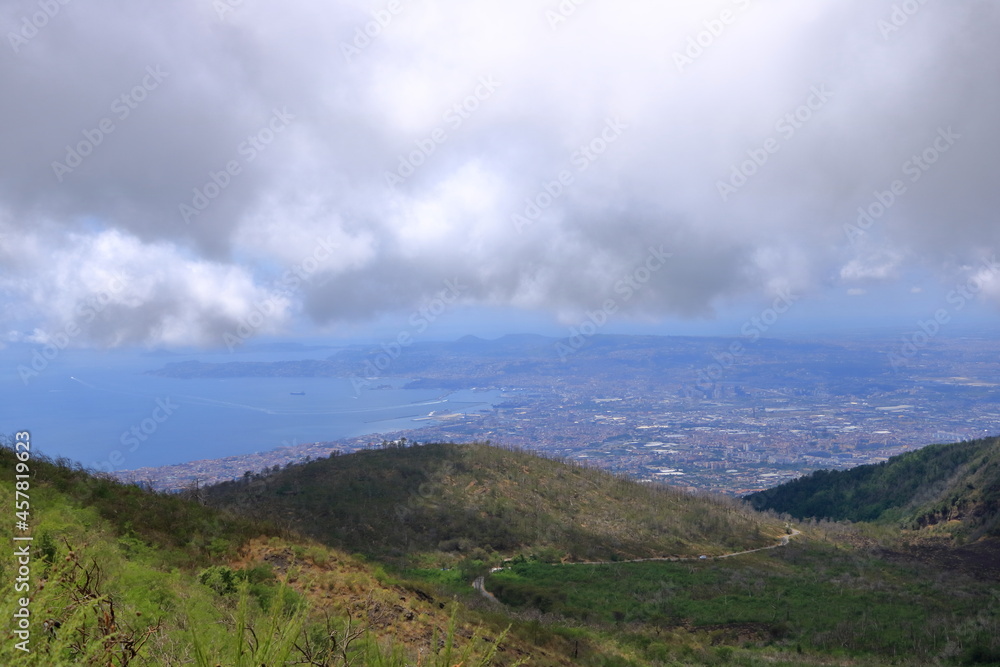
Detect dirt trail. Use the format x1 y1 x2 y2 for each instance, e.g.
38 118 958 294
473 529 802 602
472 575 501 603
566 528 803 566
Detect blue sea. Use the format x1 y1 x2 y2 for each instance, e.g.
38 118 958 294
0 344 499 472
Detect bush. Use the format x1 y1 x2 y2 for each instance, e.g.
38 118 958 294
199 566 239 595
306 546 329 565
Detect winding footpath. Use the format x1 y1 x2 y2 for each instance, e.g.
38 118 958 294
472 575 501 603
561 528 803 566
472 529 802 603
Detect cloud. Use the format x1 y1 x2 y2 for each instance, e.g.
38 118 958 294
0 227 289 347
839 247 904 284
1 0 998 346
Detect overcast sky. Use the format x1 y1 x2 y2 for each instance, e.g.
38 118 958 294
1 0 998 349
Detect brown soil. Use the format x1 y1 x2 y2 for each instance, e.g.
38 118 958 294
230 537 572 666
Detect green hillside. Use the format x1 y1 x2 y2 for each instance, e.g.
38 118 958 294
6 438 1000 666
0 441 565 666
203 441 784 566
485 540 1000 664
746 436 1000 540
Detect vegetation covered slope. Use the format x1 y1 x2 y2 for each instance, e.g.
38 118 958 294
204 441 785 565
7 439 1000 665
485 537 1000 665
746 436 1000 539
0 442 569 666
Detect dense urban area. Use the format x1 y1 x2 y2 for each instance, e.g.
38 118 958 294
128 333 1000 494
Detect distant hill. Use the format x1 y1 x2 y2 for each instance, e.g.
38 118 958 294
204 441 784 564
746 436 1000 540
144 332 849 391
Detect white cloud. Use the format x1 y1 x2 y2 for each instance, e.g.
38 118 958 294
840 248 905 284
1 0 998 345
0 227 289 347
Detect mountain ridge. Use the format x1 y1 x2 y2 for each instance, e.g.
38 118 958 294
203 441 785 566
747 435 1000 541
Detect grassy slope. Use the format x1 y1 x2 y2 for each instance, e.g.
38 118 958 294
203 441 785 566
486 532 1000 666
746 436 1000 539
0 444 585 666
5 441 1000 665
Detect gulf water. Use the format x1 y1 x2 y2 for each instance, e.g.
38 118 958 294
0 344 498 472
